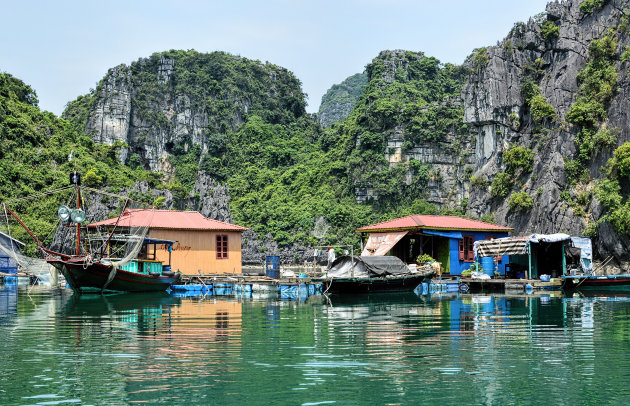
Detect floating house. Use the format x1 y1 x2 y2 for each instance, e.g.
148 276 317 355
356 215 513 276
90 209 248 275
474 233 593 279
0 232 24 274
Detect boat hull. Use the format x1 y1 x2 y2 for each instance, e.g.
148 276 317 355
50 259 180 293
564 275 630 291
315 274 427 294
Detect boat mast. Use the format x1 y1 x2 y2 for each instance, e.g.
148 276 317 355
70 171 82 256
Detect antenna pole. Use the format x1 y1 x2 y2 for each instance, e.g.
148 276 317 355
76 184 81 256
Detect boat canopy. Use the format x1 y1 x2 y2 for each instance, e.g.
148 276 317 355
327 255 410 278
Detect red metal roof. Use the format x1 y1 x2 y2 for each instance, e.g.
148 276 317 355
89 209 248 232
356 214 513 232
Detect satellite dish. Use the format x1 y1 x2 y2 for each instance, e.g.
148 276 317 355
71 209 86 223
57 206 71 222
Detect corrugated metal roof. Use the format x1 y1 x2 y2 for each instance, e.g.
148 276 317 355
356 214 513 232
88 209 248 232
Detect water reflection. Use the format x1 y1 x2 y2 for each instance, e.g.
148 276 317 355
2 288 630 404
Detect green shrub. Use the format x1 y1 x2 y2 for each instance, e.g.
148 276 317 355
622 45 630 62
609 202 630 234
592 127 617 148
508 191 534 212
472 47 489 69
83 167 103 186
613 142 630 177
153 196 166 208
579 0 609 14
566 32 618 163
541 21 560 42
503 145 534 173
491 172 512 198
529 94 556 121
416 253 435 265
470 175 489 189
481 213 495 224
595 178 621 208
521 81 555 122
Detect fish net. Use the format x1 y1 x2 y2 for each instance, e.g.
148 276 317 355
0 185 155 277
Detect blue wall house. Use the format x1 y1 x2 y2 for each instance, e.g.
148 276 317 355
0 232 24 275
357 215 513 276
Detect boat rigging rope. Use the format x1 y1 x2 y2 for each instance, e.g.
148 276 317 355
1 186 75 205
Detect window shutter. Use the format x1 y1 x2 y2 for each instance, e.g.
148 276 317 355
467 236 475 261
459 239 464 261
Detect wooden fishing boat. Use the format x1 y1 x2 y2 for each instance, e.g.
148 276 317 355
313 255 433 294
2 171 181 293
45 239 180 293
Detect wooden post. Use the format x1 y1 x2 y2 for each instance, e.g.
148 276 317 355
527 241 532 280
562 241 566 276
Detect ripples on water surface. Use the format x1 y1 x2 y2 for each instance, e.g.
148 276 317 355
2 284 630 405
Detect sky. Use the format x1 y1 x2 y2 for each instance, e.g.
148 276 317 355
1 0 551 115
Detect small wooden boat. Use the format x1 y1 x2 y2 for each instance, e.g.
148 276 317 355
313 255 433 294
563 274 630 291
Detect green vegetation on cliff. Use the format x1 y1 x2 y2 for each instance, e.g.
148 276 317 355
324 51 468 212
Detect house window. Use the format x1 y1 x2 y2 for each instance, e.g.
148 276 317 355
459 235 474 262
216 235 228 259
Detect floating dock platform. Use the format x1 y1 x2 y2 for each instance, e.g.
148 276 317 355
427 277 563 294
170 274 323 300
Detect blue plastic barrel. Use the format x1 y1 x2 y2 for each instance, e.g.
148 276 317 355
266 256 280 270
481 257 495 277
266 256 280 278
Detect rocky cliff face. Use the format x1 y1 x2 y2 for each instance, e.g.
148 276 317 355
318 72 367 127
75 51 306 174
340 49 473 209
462 0 630 264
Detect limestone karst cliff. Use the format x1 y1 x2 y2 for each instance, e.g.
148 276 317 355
65 50 306 175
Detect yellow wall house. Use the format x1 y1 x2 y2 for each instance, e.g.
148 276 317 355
90 209 248 275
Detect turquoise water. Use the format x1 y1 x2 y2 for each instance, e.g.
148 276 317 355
2 284 630 405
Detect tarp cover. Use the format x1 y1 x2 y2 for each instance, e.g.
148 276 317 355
361 231 408 256
422 230 463 239
527 233 571 243
327 255 411 278
474 237 528 258
570 236 593 272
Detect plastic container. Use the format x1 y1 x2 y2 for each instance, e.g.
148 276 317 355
481 257 495 277
266 256 280 278
539 274 550 282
